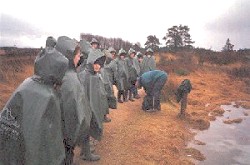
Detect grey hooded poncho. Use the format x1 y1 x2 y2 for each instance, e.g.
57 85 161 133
125 49 140 84
0 47 68 165
100 49 118 109
78 39 92 71
115 49 129 91
78 49 108 140
55 36 91 148
141 55 156 74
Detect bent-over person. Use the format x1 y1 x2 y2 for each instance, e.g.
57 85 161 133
137 70 167 112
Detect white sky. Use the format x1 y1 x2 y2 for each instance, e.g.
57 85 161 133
1 0 249 50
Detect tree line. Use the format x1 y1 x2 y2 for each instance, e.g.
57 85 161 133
81 25 239 53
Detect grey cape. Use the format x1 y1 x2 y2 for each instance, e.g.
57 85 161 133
140 55 156 74
125 56 140 83
78 49 108 140
79 39 92 71
100 50 118 109
0 47 68 165
56 36 91 147
115 57 130 91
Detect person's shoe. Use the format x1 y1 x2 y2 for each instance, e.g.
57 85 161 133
103 116 111 123
81 153 100 161
145 109 156 112
124 98 128 102
129 98 135 102
80 146 95 156
118 99 123 103
155 107 161 111
90 145 95 153
177 113 185 119
134 95 141 99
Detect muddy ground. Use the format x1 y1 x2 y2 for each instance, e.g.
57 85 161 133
0 52 249 164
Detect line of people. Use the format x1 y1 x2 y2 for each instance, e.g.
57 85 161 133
0 36 167 165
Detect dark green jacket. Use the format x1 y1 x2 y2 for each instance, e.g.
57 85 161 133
0 47 68 165
175 79 192 103
141 55 156 74
78 49 108 140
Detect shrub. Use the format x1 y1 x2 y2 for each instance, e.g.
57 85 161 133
174 69 189 76
229 66 250 78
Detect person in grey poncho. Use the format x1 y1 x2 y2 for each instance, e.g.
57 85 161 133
133 51 144 99
115 48 130 103
55 36 91 164
78 38 91 72
100 47 118 122
125 48 140 101
78 48 108 161
136 51 144 76
141 48 156 74
0 36 68 165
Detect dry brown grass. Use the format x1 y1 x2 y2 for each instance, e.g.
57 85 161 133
0 52 37 109
0 48 249 164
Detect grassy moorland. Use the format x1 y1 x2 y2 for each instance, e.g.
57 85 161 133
0 48 249 164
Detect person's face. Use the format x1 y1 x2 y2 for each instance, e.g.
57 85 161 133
138 58 143 63
130 53 135 58
91 43 98 49
73 51 81 67
120 55 125 60
93 63 101 72
111 52 116 59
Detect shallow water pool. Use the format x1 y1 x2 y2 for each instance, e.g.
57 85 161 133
189 102 250 165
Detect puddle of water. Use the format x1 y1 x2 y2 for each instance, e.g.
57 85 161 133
189 102 250 165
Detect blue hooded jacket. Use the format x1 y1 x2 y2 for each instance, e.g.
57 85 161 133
139 70 167 89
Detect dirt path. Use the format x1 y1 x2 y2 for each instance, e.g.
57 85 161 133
74 89 193 165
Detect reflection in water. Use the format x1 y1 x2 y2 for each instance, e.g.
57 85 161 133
189 102 250 165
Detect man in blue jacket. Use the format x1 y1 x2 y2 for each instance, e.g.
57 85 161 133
136 70 167 112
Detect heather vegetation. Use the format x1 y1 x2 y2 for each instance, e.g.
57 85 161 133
0 30 249 164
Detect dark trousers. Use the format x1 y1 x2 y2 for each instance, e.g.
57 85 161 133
134 87 138 96
142 76 167 110
129 79 137 98
81 134 91 157
180 92 188 114
63 139 74 165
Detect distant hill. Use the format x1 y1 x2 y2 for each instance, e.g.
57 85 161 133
0 47 40 56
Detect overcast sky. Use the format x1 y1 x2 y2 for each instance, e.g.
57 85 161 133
0 0 249 51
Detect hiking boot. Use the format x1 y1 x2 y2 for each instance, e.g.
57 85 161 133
80 145 95 156
81 136 100 161
123 97 128 102
129 97 135 102
128 91 135 102
145 109 156 112
177 113 185 119
123 91 128 102
81 153 100 161
155 107 161 111
103 115 111 123
117 91 123 103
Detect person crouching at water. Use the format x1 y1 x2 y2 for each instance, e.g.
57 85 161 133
175 79 192 119
136 70 168 112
